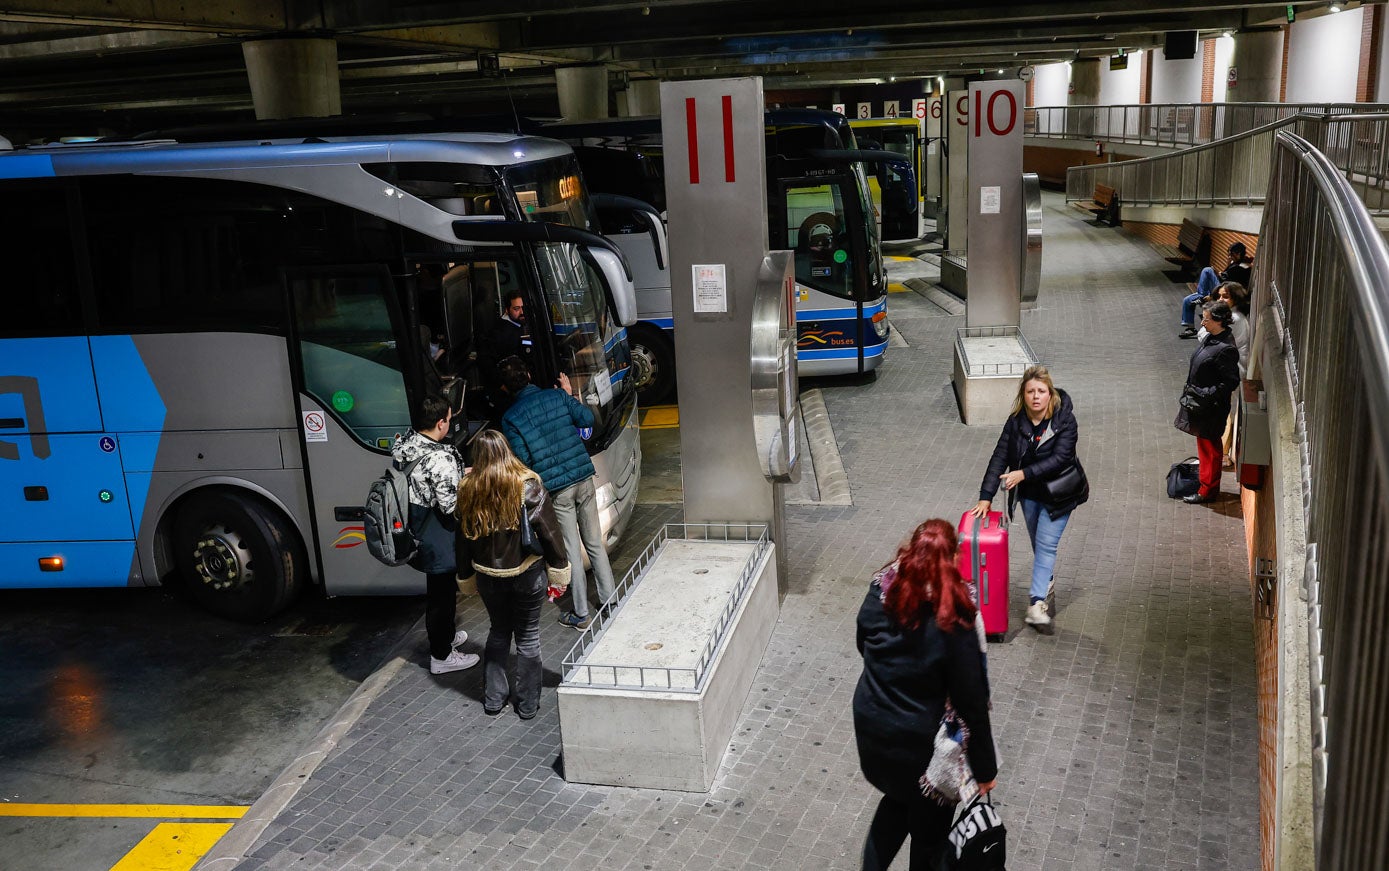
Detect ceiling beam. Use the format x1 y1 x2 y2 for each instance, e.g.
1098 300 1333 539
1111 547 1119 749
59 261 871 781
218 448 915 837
0 0 286 33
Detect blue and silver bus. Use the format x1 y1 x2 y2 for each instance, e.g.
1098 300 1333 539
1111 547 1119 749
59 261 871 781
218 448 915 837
0 134 641 620
547 109 900 405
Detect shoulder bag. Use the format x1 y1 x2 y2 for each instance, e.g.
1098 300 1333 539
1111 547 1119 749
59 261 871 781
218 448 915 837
941 794 1007 871
1040 458 1089 505
518 486 545 557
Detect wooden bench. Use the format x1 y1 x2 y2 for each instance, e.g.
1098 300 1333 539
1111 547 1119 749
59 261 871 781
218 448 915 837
1153 218 1211 276
1071 183 1120 226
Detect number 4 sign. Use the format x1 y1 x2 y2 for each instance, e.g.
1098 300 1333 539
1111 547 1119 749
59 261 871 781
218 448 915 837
883 101 900 118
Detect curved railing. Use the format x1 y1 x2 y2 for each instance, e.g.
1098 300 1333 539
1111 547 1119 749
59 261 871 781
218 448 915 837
1254 129 1389 869
1065 113 1389 213
1028 101 1388 149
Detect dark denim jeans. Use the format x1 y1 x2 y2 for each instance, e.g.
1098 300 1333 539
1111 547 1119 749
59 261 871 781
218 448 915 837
476 563 547 716
861 792 956 870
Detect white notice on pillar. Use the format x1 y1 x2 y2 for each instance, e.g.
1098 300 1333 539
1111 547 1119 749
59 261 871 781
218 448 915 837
692 264 728 313
980 186 1001 215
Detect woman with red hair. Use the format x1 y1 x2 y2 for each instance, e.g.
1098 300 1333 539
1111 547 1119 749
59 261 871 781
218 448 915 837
854 519 998 870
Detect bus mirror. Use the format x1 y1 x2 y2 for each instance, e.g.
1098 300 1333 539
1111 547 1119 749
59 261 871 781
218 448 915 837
587 246 638 327
634 209 668 271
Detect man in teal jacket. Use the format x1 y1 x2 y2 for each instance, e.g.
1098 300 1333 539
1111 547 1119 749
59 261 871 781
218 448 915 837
499 357 616 629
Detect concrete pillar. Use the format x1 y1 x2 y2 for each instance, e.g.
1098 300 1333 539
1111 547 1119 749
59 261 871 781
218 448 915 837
1068 59 1101 136
1228 30 1283 103
557 65 609 120
626 79 661 116
241 37 340 120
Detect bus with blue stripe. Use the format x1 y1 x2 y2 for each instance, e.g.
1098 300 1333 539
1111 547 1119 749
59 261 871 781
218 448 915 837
0 133 640 620
547 109 904 405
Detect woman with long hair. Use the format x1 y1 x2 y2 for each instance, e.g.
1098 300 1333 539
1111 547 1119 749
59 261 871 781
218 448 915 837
456 430 570 719
854 519 998 870
970 365 1088 632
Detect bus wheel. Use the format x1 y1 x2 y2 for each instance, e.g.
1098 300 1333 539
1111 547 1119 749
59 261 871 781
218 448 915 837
173 490 306 622
628 323 675 407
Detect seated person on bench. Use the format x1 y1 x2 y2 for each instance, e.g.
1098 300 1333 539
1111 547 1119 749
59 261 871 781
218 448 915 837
1180 241 1251 339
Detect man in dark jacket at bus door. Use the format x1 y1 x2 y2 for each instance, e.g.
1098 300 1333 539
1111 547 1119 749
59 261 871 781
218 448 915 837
498 357 616 630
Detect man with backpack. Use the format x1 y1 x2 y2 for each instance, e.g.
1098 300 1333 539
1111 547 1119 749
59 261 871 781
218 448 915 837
391 394 478 674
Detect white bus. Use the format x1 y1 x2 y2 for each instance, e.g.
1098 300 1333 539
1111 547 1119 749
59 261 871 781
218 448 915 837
0 134 641 620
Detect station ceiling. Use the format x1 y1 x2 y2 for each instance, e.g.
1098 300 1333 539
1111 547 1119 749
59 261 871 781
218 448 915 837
0 1 1327 139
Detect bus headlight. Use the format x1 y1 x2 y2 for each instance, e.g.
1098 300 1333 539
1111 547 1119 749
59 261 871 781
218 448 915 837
872 312 890 338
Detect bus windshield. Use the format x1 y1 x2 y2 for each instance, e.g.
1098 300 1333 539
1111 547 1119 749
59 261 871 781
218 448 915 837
504 155 599 231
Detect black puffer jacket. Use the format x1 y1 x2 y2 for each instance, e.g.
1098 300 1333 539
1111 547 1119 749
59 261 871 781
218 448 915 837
1176 329 1240 441
854 575 997 800
979 387 1087 519
455 475 570 588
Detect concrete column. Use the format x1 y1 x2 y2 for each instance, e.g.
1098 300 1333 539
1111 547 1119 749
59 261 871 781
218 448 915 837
626 79 661 116
557 65 609 120
241 37 340 120
1068 59 1101 137
1228 30 1284 103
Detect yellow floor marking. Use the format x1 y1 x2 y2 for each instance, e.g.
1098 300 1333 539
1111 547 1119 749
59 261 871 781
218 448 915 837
888 282 909 293
110 821 235 871
0 803 247 818
641 406 680 429
885 255 917 262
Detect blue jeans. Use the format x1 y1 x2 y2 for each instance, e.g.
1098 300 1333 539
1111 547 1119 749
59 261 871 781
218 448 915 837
551 477 616 618
1181 267 1221 326
1019 498 1070 603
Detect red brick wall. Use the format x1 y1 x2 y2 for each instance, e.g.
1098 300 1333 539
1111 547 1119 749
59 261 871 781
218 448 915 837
1242 476 1278 871
1024 145 1150 187
1141 50 1151 104
1116 221 1258 261
1359 4 1382 102
1202 39 1217 103
1280 25 1291 102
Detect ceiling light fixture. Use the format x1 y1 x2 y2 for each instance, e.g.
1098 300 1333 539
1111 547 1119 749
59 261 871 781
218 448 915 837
1328 1 1342 11
1223 29 1233 38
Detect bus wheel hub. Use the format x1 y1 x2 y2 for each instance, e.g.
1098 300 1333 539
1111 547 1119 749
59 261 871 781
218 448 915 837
193 527 249 592
629 344 658 390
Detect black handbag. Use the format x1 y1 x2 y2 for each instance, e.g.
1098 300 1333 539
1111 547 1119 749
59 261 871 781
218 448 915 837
1167 457 1200 498
1041 459 1089 504
940 795 1007 870
1179 385 1215 414
518 491 544 557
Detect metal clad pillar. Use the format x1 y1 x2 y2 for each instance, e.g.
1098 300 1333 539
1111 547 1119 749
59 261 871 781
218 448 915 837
659 77 773 527
946 89 970 250
241 37 341 120
966 80 1024 329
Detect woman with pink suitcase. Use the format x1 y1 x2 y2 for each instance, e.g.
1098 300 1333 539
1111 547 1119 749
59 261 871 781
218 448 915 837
968 366 1088 633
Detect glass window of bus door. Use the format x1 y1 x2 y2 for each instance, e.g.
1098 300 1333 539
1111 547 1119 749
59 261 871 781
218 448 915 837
530 241 632 450
288 266 411 449
0 180 83 337
783 178 856 300
852 163 885 295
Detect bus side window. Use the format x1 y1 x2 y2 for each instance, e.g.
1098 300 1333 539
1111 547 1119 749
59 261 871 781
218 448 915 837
0 181 82 338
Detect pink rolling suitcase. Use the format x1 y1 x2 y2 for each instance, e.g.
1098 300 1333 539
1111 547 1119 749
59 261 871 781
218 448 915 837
958 510 1008 640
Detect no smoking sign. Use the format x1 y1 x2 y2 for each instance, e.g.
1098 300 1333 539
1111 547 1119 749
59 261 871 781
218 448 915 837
303 410 328 442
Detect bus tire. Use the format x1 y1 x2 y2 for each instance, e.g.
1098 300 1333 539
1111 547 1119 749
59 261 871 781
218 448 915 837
628 322 676 407
173 490 306 622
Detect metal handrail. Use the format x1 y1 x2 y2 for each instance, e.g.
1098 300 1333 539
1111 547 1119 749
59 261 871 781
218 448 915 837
1254 129 1389 869
1027 101 1389 149
560 523 771 693
1064 113 1389 212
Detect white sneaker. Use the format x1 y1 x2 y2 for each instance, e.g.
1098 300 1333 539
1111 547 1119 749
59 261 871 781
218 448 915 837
1025 600 1052 628
430 650 480 675
451 629 468 648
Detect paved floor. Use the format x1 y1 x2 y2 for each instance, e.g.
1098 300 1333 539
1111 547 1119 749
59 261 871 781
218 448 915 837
232 193 1258 871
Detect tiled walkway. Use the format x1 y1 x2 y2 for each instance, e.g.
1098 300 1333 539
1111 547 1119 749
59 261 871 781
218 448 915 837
234 193 1257 871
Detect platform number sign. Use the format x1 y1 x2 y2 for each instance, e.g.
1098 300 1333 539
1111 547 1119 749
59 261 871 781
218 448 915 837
972 87 1017 139
884 101 900 119
832 103 845 115
926 96 942 137
856 102 872 119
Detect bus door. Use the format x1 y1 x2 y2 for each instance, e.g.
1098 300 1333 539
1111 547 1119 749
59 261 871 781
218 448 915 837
286 265 418 596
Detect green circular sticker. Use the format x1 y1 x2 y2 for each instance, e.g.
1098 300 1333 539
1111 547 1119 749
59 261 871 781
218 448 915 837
98 489 113 503
833 249 848 263
331 390 355 413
